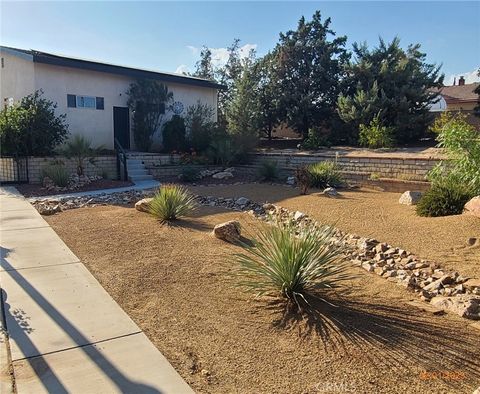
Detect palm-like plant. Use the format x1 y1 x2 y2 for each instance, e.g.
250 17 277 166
62 135 101 176
148 184 197 223
235 222 351 307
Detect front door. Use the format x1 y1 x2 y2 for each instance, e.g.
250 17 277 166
113 107 130 149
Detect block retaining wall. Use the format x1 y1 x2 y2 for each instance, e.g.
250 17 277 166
0 156 118 184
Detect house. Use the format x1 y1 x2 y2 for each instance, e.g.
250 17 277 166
0 46 224 150
431 76 480 129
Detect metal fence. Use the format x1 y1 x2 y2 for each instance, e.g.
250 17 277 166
0 156 29 184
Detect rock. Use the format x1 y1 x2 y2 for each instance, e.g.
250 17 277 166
213 220 241 243
135 198 153 213
430 295 480 320
223 167 235 173
286 176 295 185
37 204 61 216
293 211 305 221
235 197 249 206
464 196 480 217
463 279 480 293
323 187 339 197
399 191 422 205
212 171 233 180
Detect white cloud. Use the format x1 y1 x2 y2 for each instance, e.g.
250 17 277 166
175 64 190 75
186 43 258 68
445 68 480 85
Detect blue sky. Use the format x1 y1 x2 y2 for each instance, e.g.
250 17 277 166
1 1 479 84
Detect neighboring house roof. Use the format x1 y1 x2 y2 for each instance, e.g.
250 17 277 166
0 45 225 90
436 83 480 104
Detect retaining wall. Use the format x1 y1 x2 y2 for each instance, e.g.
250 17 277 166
0 155 118 184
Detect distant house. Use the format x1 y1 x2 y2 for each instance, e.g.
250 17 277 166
0 46 224 150
431 76 480 129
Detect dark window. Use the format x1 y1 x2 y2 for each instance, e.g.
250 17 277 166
96 97 104 110
1 58 4 68
67 94 76 108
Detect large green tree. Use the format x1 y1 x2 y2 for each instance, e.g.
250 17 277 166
226 56 259 153
192 46 216 81
126 79 173 151
474 68 480 117
273 11 350 139
0 90 69 156
252 53 281 140
337 37 444 144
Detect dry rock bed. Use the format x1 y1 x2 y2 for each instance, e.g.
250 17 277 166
35 184 480 393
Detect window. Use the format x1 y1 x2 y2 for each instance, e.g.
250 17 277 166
67 94 104 110
76 95 96 109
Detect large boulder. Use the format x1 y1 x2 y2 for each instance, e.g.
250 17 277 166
213 220 241 243
464 196 480 218
135 198 153 213
399 191 422 205
430 295 480 320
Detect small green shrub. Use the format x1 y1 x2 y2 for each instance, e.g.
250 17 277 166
308 161 343 189
295 166 311 195
416 178 474 217
179 166 200 183
148 184 197 223
358 115 394 149
258 160 278 182
42 163 70 187
299 127 332 150
61 134 100 176
234 222 350 306
206 138 238 166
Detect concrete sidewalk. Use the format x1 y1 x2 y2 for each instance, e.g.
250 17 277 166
0 187 192 393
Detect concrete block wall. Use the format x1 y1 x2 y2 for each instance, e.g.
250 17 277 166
250 152 441 182
25 155 117 184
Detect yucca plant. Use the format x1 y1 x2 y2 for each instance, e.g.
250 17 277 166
148 184 197 223
258 160 279 182
307 161 343 189
234 222 351 307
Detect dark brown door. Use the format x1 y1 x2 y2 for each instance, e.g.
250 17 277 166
113 107 130 149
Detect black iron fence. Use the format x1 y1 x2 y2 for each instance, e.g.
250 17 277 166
0 156 29 184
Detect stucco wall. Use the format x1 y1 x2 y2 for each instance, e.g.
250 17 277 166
33 63 218 151
0 50 35 104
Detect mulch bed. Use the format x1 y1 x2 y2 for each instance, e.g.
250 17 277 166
16 179 134 197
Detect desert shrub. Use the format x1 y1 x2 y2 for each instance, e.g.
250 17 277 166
185 102 215 152
416 177 475 217
429 112 480 193
42 163 70 187
257 160 278 182
148 184 197 223
162 115 186 152
307 161 343 189
299 127 332 150
0 90 69 156
295 166 312 195
206 137 239 166
358 114 394 149
179 166 200 183
61 135 101 176
234 221 350 306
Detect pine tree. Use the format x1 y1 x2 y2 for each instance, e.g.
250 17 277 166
273 11 350 139
337 37 444 144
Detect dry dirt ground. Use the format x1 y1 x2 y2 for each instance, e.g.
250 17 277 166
189 184 480 279
46 203 480 394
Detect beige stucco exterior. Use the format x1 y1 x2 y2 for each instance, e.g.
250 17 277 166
1 49 218 150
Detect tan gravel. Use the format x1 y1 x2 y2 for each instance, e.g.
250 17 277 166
46 204 480 394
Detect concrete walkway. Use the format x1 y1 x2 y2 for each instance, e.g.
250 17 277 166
0 187 192 393
29 179 160 202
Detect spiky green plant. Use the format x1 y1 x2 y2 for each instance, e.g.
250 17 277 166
41 163 70 187
308 161 343 189
234 222 351 307
148 184 197 223
258 159 279 182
